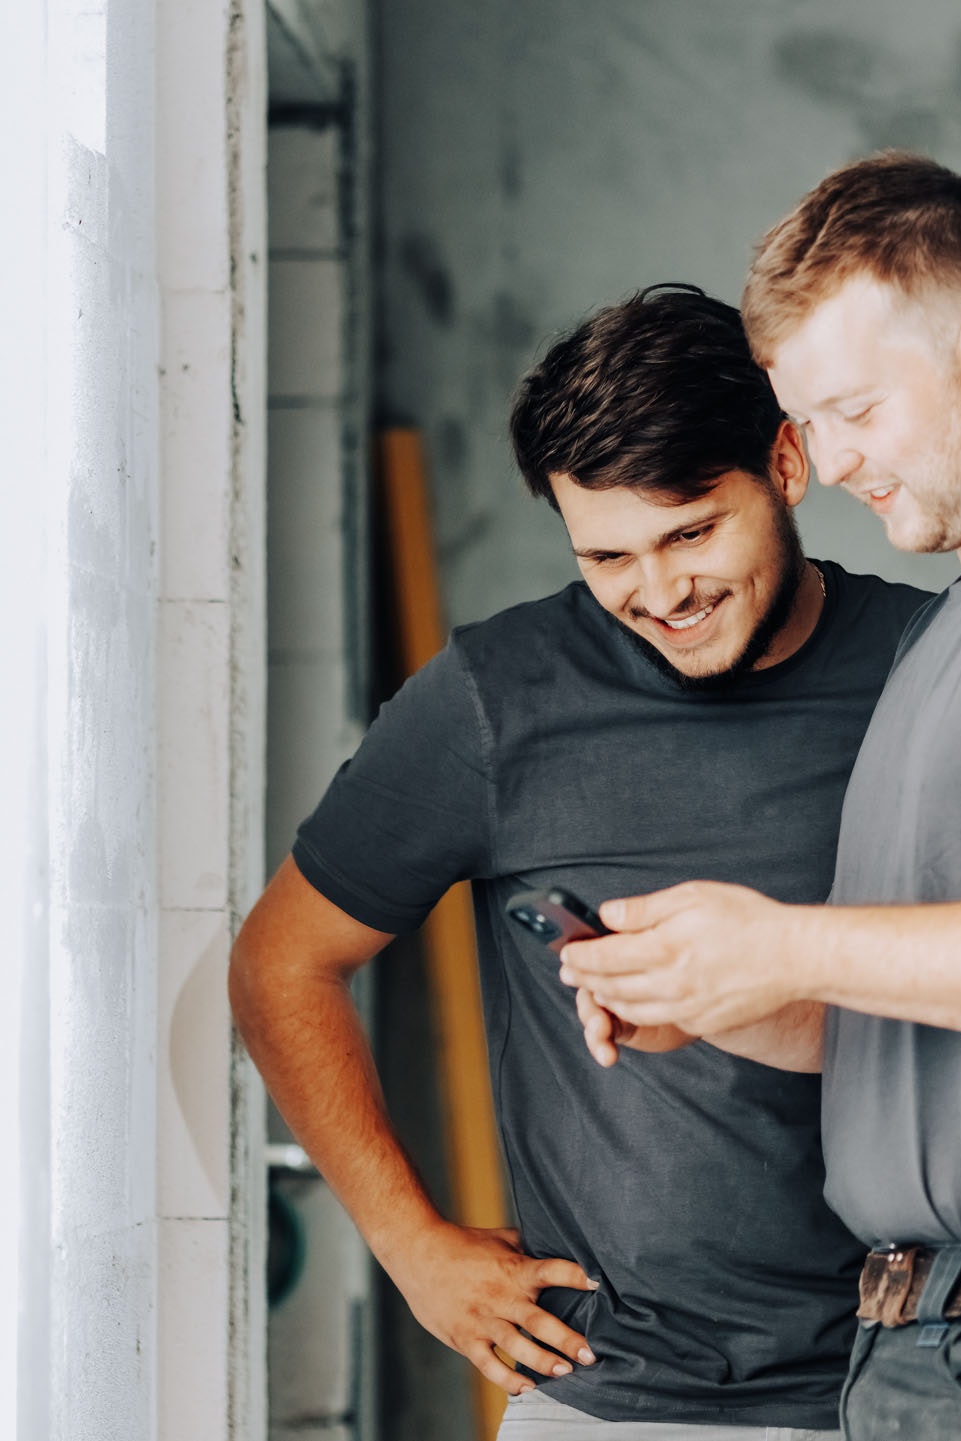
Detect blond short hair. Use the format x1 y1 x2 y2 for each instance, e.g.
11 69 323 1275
742 152 961 366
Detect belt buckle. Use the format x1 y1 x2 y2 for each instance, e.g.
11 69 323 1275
858 1245 918 1329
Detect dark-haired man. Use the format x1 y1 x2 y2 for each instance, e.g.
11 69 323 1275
558 157 961 1439
230 286 927 1438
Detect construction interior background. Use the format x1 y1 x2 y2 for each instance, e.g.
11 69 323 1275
5 2 961 1440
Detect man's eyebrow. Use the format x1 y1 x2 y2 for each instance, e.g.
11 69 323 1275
571 544 626 560
571 509 725 560
798 388 876 412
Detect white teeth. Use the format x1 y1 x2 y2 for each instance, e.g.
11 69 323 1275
663 603 714 631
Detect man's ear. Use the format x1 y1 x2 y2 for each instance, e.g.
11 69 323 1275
769 419 810 508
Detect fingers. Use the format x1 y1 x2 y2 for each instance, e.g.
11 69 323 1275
532 1254 599 1294
470 1343 536 1395
575 988 619 1068
560 938 676 1001
598 882 696 932
484 1316 591 1379
406 1227 600 1395
465 1276 599 1393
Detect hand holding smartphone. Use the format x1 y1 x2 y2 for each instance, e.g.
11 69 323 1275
506 885 693 1062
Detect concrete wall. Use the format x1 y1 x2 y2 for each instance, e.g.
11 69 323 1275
263 4 377 1439
376 0 961 628
157 0 267 1438
372 4 961 1434
1 1 268 1436
36 5 162 1437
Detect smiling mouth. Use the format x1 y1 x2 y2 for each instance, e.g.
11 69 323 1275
849 480 897 504
859 484 898 514
661 602 717 631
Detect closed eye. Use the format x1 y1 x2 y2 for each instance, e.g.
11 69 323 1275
574 548 632 566
842 405 876 424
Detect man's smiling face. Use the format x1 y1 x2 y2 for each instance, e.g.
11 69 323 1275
550 425 813 685
768 275 961 558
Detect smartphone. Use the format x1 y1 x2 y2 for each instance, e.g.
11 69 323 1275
505 886 611 954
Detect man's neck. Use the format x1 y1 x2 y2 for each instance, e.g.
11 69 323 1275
752 559 826 672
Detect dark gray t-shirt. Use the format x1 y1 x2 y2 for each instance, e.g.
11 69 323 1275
824 578 961 1248
294 563 926 1426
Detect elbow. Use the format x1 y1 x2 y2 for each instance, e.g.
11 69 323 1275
228 919 262 1040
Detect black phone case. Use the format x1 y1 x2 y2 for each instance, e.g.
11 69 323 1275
505 887 610 954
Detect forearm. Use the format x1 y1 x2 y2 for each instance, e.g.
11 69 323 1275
791 901 961 1030
564 883 961 1038
230 951 445 1278
231 862 599 1393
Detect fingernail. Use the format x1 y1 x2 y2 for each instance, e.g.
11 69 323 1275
519 1382 535 1394
558 964 574 985
600 899 624 926
578 1347 596 1365
587 1278 600 1289
552 1361 572 1377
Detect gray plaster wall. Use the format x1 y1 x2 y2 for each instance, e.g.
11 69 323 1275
372 6 961 1435
376 0 961 629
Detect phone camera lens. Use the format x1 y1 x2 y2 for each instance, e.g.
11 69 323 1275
525 910 558 939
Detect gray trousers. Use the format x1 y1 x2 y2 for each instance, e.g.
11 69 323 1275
840 1319 961 1439
498 1389 841 1439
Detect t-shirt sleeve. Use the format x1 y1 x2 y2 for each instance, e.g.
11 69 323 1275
292 638 494 933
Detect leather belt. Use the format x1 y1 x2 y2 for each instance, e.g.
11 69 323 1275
858 1245 961 1328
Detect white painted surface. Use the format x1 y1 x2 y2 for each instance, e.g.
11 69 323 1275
158 599 231 910
0 0 268 1436
156 0 230 294
157 1219 231 1438
157 0 269 1433
160 289 234 602
0 3 49 1432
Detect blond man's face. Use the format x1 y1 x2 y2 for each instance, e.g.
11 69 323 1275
768 275 961 557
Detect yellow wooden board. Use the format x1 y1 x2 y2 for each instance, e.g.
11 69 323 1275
379 427 508 1441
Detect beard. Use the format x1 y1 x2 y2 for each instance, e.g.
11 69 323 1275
624 498 808 692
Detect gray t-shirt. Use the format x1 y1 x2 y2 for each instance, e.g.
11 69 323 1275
824 578 961 1247
294 564 926 1426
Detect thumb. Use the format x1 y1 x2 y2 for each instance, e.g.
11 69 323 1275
599 882 693 932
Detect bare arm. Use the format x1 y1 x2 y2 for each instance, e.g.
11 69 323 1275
558 882 961 1040
229 857 598 1393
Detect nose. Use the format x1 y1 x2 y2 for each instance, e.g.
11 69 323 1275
809 431 863 489
636 554 693 618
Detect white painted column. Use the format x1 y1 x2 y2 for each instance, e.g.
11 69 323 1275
156 1 268 1438
24 2 162 1437
0 3 49 1436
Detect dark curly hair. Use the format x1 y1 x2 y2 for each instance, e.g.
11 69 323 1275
510 284 785 512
